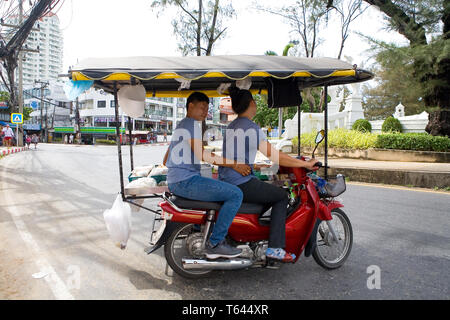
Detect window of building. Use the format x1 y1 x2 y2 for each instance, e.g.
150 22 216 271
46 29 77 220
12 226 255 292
110 100 115 108
97 100 106 108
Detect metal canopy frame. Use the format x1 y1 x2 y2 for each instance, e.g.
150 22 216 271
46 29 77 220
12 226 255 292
77 55 375 201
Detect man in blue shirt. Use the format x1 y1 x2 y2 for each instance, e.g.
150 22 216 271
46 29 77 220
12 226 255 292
163 92 251 259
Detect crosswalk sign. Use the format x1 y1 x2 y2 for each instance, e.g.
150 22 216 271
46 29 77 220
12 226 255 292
11 113 23 124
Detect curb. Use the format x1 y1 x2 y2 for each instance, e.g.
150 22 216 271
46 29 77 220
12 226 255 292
0 147 26 157
323 166 450 189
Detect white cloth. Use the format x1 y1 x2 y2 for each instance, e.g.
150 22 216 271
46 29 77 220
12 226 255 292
2 127 14 137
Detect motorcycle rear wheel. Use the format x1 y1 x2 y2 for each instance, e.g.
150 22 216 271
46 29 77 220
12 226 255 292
312 208 353 269
164 223 213 279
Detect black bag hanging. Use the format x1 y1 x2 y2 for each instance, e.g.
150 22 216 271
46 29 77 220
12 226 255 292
264 77 302 108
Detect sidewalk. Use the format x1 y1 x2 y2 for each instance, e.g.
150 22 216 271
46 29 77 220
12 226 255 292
0 146 27 157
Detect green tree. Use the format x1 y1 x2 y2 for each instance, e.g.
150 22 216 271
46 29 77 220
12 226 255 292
361 41 430 120
23 106 33 121
150 0 234 56
328 0 449 135
253 94 319 128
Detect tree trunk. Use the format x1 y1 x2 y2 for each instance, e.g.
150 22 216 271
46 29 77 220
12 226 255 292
425 111 450 137
197 0 203 56
363 0 449 135
363 0 427 45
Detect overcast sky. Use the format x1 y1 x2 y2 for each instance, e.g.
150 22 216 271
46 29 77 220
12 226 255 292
57 0 408 73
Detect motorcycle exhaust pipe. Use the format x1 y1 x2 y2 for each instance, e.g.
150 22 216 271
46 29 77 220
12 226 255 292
182 258 253 270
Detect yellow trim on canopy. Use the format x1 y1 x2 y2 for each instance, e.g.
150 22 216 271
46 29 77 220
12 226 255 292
146 89 269 98
71 69 356 82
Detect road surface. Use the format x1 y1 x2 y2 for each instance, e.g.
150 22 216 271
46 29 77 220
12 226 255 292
0 144 449 300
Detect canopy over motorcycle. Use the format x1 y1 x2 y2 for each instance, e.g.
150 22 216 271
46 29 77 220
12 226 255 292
70 55 373 97
67 55 374 203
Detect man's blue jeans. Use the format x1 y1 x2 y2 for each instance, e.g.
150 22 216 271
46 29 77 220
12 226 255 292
168 175 243 246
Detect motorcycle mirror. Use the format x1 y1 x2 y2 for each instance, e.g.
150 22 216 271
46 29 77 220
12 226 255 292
315 130 325 144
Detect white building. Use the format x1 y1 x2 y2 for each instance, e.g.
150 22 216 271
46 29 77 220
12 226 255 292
4 12 63 85
77 88 185 134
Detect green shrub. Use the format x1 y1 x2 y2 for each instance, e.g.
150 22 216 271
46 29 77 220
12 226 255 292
382 117 403 133
376 133 450 152
96 139 116 145
352 119 372 133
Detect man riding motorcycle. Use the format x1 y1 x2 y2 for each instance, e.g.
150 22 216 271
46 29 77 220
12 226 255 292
163 92 252 259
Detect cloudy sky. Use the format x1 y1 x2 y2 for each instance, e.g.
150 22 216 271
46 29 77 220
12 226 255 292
57 0 408 73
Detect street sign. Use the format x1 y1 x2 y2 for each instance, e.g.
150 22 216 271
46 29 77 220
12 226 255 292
11 113 23 124
0 101 8 109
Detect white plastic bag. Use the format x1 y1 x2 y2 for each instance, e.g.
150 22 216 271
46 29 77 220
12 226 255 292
149 165 168 176
103 194 132 249
124 178 157 212
131 165 153 178
126 177 157 188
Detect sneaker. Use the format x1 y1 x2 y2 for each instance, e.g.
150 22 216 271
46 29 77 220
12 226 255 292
205 240 242 259
265 248 296 263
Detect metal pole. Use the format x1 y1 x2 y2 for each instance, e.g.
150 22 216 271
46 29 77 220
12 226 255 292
40 84 44 139
45 99 48 142
278 108 282 138
113 83 125 199
324 86 328 179
17 0 24 147
297 105 301 156
128 116 134 171
75 97 81 144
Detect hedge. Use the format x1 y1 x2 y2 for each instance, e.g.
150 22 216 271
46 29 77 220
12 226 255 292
95 139 116 145
382 117 403 133
292 128 378 150
292 129 450 152
352 119 372 133
375 133 450 152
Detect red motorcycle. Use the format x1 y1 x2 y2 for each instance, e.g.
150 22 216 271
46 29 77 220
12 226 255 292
145 132 353 279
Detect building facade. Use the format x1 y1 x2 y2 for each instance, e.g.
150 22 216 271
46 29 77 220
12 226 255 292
4 12 64 85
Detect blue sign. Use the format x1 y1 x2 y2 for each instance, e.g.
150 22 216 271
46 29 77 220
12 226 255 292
11 113 23 124
31 101 39 109
23 123 41 130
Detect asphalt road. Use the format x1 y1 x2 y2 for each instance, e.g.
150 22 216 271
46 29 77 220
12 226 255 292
0 143 449 300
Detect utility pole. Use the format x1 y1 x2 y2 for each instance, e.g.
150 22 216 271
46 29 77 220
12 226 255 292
17 0 24 146
0 0 53 144
45 97 48 142
35 80 49 142
75 97 81 144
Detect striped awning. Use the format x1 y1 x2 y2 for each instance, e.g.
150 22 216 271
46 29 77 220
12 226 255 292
69 55 374 98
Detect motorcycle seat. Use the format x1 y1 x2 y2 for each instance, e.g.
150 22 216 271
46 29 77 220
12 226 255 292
169 195 265 214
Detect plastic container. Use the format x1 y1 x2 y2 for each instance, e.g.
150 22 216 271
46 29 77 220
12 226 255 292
254 171 269 181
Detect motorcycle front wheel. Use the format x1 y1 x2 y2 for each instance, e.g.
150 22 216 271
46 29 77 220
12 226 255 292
312 208 353 269
164 223 213 279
